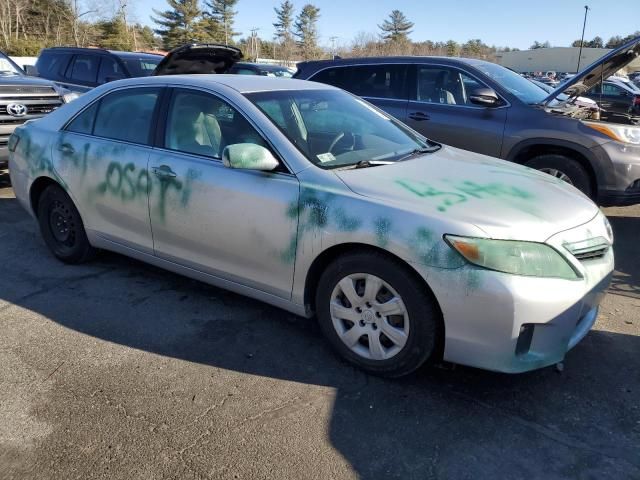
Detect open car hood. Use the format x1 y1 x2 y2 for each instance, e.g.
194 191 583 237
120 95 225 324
152 43 242 76
543 36 640 104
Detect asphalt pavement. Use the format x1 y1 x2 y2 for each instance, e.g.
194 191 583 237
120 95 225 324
1 167 639 480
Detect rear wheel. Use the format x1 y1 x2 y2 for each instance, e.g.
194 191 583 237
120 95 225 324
37 185 96 264
315 251 441 377
526 154 593 198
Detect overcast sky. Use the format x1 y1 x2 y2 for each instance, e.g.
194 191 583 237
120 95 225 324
132 0 639 50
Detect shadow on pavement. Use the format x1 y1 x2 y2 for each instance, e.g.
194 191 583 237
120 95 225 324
607 216 640 300
1 196 639 479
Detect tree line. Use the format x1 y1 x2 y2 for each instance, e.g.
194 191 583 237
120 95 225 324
0 0 638 64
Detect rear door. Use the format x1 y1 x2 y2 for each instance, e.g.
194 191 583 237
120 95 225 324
309 64 409 122
52 86 162 253
60 54 101 93
405 64 507 157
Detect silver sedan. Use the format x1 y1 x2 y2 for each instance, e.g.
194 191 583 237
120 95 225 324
9 75 614 376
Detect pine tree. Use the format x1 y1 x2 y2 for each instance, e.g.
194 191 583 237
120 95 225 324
295 4 320 60
378 10 413 42
273 0 295 61
152 0 203 50
204 0 239 44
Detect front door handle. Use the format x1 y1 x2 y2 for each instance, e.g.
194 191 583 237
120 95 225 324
408 111 430 121
152 165 177 179
57 143 75 154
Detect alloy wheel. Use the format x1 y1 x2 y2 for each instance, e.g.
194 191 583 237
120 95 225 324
539 168 574 185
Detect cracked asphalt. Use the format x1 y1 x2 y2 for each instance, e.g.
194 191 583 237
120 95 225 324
1 167 639 479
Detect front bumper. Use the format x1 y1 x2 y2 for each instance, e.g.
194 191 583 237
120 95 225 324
596 141 640 206
415 215 614 373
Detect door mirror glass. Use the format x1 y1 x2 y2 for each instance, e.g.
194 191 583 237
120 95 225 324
222 143 279 171
468 87 501 107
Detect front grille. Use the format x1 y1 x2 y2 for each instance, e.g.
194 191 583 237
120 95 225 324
0 86 56 95
564 237 610 261
0 104 59 115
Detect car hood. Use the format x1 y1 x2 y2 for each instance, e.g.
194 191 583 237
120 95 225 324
543 36 640 103
334 146 599 242
152 43 242 75
0 74 59 87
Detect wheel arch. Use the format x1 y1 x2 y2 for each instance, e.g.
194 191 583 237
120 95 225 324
302 242 446 358
29 176 63 217
506 138 604 195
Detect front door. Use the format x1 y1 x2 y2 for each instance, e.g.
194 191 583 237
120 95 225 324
52 86 161 253
405 65 507 157
148 88 299 299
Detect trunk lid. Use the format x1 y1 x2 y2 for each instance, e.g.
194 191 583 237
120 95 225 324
152 43 242 76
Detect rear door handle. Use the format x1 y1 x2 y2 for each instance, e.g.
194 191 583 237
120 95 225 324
57 143 75 154
152 165 177 179
408 112 430 121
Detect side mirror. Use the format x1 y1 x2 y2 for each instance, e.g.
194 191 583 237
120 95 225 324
222 143 279 171
468 87 501 107
24 65 38 76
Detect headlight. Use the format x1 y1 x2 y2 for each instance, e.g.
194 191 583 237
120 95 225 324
62 91 81 103
444 235 580 280
583 121 640 145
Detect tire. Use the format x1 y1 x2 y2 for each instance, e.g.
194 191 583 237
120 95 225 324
526 154 593 198
315 251 441 377
37 184 96 264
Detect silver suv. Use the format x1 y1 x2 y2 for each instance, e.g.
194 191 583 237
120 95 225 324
0 51 70 167
295 37 640 206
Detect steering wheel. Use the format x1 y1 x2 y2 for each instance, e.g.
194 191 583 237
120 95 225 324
328 131 355 154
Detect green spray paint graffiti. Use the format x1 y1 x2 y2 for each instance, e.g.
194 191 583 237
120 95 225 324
281 186 363 263
95 161 200 221
373 217 392 248
396 179 534 212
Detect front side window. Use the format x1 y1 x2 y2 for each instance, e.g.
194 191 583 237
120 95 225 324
68 55 99 83
602 83 625 96
417 66 489 106
247 89 430 169
36 52 71 78
92 88 160 144
164 90 267 158
98 57 126 84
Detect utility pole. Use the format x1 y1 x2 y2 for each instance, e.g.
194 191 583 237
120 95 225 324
329 36 338 59
250 28 260 62
576 5 590 72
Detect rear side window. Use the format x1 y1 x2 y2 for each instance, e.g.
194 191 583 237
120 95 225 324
349 65 407 99
310 67 350 90
66 102 99 135
67 55 99 84
92 88 160 144
36 52 71 77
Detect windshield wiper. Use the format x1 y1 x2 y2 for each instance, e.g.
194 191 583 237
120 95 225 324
398 145 441 161
354 160 393 169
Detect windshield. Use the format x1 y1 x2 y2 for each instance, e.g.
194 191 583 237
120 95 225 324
0 54 23 76
246 89 431 169
121 56 162 77
474 62 549 104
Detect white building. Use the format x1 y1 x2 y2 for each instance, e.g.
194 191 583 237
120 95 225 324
495 47 640 74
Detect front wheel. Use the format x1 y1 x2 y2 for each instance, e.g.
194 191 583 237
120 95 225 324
315 251 442 377
37 184 96 264
526 154 593 198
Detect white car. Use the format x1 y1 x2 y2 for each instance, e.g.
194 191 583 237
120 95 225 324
9 75 614 376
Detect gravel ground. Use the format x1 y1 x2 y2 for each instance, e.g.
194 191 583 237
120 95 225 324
1 167 639 480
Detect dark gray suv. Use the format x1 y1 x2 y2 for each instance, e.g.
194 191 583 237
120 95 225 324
295 37 640 206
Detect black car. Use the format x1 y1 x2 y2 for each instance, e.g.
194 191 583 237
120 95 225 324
583 79 640 116
32 47 164 93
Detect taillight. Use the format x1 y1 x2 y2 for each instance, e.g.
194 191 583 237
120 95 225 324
634 96 640 106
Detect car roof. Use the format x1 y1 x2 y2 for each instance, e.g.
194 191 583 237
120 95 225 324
42 47 163 59
110 51 164 59
297 55 495 70
235 62 291 71
112 74 336 93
